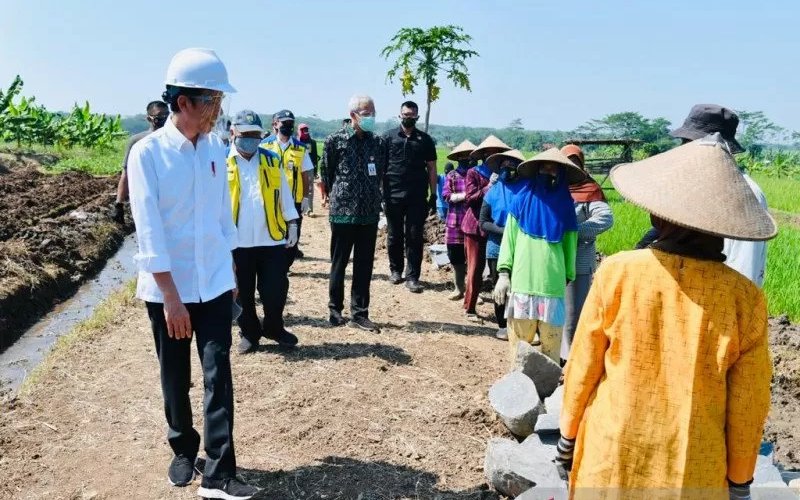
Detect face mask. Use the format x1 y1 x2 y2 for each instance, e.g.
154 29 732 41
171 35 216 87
499 168 517 183
299 131 310 141
358 116 376 133
400 116 418 128
278 124 294 137
150 114 169 129
234 136 261 156
457 159 470 170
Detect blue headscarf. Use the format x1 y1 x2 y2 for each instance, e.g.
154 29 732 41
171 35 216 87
475 160 492 180
484 177 527 229
509 169 578 243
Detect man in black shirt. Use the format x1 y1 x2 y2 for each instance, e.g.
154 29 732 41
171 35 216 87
382 101 438 293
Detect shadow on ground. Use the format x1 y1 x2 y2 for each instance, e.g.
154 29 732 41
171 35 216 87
257 342 413 365
197 456 498 500
402 321 500 338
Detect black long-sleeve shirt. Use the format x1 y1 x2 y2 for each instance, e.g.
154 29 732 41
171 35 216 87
479 199 504 236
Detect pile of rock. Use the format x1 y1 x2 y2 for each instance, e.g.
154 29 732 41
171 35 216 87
483 341 800 499
484 340 568 498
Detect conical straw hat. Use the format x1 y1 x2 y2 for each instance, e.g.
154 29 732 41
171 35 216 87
486 149 526 172
517 148 587 185
610 133 777 241
469 135 511 160
447 140 478 161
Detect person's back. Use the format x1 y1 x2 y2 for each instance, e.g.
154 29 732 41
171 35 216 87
563 248 770 492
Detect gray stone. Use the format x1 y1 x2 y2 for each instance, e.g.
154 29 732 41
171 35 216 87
484 438 565 498
751 485 796 500
516 485 569 500
520 433 558 462
754 454 785 485
428 244 450 268
514 340 562 400
533 413 560 436
544 384 564 416
488 371 544 437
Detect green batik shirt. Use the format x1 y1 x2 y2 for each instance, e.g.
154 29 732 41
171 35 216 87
320 126 387 225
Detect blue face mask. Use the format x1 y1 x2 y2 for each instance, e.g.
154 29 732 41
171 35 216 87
358 116 376 133
234 136 261 156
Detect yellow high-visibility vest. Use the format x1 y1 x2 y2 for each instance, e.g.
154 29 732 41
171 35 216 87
227 149 287 241
261 136 307 203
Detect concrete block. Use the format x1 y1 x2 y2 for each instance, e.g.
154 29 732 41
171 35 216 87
489 371 544 437
514 340 562 400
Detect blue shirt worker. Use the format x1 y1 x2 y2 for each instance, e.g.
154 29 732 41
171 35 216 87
127 48 259 499
227 110 299 354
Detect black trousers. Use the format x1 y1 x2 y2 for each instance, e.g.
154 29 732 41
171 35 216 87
446 243 466 266
287 203 303 267
487 258 507 328
385 198 427 281
233 245 288 340
329 222 378 320
145 291 236 480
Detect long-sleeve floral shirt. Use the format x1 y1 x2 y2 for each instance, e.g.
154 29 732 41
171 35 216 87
320 127 387 225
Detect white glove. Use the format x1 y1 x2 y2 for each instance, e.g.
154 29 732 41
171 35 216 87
285 222 298 248
450 192 466 203
301 197 311 213
492 272 511 305
489 172 499 185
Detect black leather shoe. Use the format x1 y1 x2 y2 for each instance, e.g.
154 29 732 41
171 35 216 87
389 271 404 284
264 329 298 347
329 310 347 326
405 279 423 293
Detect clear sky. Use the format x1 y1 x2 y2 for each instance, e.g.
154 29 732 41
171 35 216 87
1 0 797 132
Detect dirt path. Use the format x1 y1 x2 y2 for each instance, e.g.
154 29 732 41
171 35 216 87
0 205 512 499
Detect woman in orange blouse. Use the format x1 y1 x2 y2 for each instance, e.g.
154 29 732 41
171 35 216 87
557 135 777 500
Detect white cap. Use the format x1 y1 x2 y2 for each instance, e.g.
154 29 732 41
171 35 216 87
164 48 236 93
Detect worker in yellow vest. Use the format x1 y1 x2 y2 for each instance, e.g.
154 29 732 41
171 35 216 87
260 109 314 266
227 110 299 354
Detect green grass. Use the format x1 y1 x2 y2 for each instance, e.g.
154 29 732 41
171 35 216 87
1 138 127 176
750 173 800 213
596 183 800 321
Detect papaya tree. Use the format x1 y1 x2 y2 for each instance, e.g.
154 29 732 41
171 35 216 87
381 25 478 132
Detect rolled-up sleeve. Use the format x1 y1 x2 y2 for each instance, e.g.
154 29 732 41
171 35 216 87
128 143 171 272
280 170 300 222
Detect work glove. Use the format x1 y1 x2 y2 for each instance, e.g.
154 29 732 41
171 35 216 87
428 193 437 215
728 480 752 500
112 202 125 224
301 196 311 214
492 272 511 305
285 222 299 248
555 435 576 473
489 172 499 185
449 192 466 203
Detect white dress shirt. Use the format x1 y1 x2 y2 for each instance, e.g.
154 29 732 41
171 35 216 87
723 173 768 287
128 118 237 303
228 147 299 248
277 137 315 173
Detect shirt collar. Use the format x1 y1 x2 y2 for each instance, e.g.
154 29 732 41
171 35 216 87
164 117 207 150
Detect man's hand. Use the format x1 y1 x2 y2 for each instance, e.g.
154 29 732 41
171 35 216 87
427 193 437 215
285 222 299 248
301 196 311 214
164 293 191 339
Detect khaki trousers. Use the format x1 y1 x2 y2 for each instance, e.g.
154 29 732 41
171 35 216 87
508 318 562 365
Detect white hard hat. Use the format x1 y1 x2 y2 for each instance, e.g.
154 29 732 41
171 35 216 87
164 48 236 93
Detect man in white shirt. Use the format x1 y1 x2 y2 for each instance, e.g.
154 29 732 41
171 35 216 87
261 109 314 266
227 110 300 354
127 48 258 500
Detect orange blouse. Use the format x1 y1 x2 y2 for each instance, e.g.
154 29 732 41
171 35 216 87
560 249 772 498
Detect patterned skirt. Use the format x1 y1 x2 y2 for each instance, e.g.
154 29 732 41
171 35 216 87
505 292 566 326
